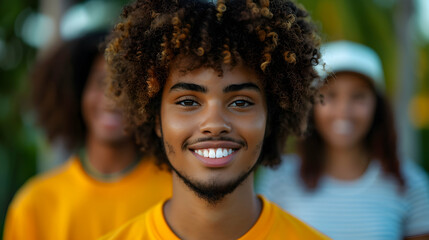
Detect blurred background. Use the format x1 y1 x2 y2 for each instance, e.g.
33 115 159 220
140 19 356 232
0 0 428 237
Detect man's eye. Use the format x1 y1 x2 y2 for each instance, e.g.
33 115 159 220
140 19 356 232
176 99 199 106
230 100 253 108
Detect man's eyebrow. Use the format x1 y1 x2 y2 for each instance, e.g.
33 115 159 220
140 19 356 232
169 82 207 93
223 83 261 93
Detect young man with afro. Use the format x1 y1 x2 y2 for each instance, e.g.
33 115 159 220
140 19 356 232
102 0 330 239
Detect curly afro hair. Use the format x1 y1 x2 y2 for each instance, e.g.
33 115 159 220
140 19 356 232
105 0 321 168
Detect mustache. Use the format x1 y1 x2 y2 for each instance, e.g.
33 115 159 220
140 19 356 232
182 136 247 151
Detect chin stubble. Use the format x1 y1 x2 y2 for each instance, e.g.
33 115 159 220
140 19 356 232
168 159 258 206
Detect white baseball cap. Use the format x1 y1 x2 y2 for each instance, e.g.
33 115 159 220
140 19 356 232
316 40 385 91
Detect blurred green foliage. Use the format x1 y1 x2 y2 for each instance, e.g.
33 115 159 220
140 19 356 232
418 44 429 172
299 0 398 93
0 0 38 237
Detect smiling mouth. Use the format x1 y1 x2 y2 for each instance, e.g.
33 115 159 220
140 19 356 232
187 140 243 168
193 148 235 159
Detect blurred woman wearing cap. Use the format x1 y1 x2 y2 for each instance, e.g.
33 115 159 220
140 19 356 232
257 41 429 240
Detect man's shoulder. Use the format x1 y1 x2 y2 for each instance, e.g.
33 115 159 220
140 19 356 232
244 196 330 239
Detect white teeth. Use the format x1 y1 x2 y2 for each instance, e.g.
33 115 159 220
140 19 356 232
223 149 228 156
216 148 223 158
194 148 235 159
209 149 216 158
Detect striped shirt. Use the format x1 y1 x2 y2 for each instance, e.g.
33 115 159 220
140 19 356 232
256 155 429 240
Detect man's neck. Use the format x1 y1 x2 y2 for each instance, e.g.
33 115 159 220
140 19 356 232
85 135 138 174
164 173 262 240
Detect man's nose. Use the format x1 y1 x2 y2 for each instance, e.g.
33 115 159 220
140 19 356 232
199 102 232 136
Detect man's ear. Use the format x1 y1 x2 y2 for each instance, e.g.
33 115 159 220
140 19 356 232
155 115 162 137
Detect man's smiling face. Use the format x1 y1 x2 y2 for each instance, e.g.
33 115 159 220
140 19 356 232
157 63 267 203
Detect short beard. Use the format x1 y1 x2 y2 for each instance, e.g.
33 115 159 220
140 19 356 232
168 160 258 206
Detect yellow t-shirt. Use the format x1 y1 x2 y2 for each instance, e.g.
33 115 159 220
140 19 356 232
4 155 172 240
101 195 330 240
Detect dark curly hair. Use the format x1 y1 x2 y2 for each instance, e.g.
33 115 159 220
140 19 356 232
105 0 321 168
31 31 108 151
